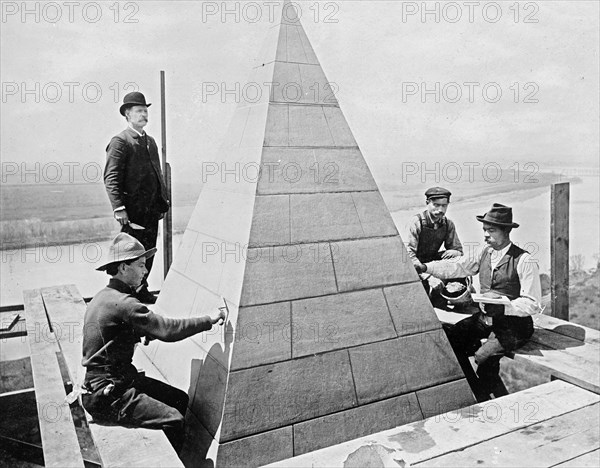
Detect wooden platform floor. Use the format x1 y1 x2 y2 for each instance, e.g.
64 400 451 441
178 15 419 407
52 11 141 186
267 380 600 467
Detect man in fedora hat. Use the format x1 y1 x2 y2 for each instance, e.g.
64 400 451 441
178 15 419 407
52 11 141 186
414 203 542 401
406 187 464 304
103 91 169 304
82 233 225 453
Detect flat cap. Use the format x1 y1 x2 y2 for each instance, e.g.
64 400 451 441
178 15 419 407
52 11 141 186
425 186 452 201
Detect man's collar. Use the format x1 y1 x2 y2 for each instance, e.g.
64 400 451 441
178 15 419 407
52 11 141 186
489 242 513 261
107 277 136 294
498 242 512 254
424 210 446 225
127 125 145 137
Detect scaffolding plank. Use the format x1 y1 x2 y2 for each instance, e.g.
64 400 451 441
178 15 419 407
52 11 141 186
23 288 85 468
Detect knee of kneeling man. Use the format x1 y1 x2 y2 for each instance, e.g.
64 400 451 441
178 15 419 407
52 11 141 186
163 407 186 426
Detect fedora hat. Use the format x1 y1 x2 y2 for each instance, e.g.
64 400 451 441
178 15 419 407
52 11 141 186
476 203 519 228
119 91 152 116
96 233 157 271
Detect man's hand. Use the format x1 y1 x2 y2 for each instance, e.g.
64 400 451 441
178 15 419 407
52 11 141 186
114 208 129 226
427 275 444 292
441 249 462 259
413 260 427 274
209 307 226 326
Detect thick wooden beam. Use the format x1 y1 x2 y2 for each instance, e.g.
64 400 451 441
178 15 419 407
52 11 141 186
551 182 570 321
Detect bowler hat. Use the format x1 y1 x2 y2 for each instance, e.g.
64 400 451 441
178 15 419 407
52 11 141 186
476 203 519 228
425 186 451 201
96 233 157 271
119 91 152 116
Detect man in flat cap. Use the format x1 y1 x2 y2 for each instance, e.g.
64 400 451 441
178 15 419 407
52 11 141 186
414 203 542 401
406 187 463 303
103 91 169 304
82 233 225 453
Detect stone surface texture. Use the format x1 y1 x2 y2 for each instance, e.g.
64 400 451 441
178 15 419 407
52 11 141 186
140 2 473 466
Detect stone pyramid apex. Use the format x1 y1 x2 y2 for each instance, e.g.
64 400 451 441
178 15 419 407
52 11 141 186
140 6 474 466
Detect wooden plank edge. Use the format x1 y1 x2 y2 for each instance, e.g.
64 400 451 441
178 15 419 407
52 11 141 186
22 289 84 468
263 380 599 467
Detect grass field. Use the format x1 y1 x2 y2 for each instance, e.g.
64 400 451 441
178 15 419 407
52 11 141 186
0 182 199 249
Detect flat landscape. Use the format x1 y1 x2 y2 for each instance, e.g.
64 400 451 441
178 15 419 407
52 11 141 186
0 169 578 249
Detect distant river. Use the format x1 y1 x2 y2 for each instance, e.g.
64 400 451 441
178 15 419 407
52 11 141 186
392 174 600 273
1 175 598 307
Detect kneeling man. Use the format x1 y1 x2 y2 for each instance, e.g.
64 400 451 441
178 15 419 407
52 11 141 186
82 233 225 452
414 203 542 401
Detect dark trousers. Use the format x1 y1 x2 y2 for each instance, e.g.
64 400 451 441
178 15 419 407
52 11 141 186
443 312 531 402
122 219 159 289
82 375 188 452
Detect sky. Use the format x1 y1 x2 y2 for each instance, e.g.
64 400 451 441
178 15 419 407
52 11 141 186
1 0 599 194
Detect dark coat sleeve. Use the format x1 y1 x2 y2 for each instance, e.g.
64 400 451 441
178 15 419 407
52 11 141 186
124 298 213 342
104 136 128 210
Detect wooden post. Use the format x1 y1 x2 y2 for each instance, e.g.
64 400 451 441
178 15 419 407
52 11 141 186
550 182 569 321
160 71 173 278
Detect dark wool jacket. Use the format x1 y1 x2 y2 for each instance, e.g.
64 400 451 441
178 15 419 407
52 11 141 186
104 127 169 221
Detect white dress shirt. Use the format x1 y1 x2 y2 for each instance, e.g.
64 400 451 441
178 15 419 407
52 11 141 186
426 243 542 317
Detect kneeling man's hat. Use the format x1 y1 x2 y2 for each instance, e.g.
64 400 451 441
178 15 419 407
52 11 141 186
476 203 519 228
119 91 152 116
96 233 157 271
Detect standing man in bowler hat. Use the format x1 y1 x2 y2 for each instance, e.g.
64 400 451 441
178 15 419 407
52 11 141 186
406 187 464 302
414 203 542 401
104 91 169 304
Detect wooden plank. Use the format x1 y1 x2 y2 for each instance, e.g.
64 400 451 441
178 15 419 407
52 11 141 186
23 289 56 356
264 380 599 467
435 308 600 349
551 182 569 320
535 314 600 345
40 285 184 468
528 328 600 363
22 289 85 468
0 312 20 331
514 341 599 394
435 309 600 345
29 353 85 468
0 316 27 338
420 403 600 466
554 449 600 467
90 424 185 467
40 285 87 388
